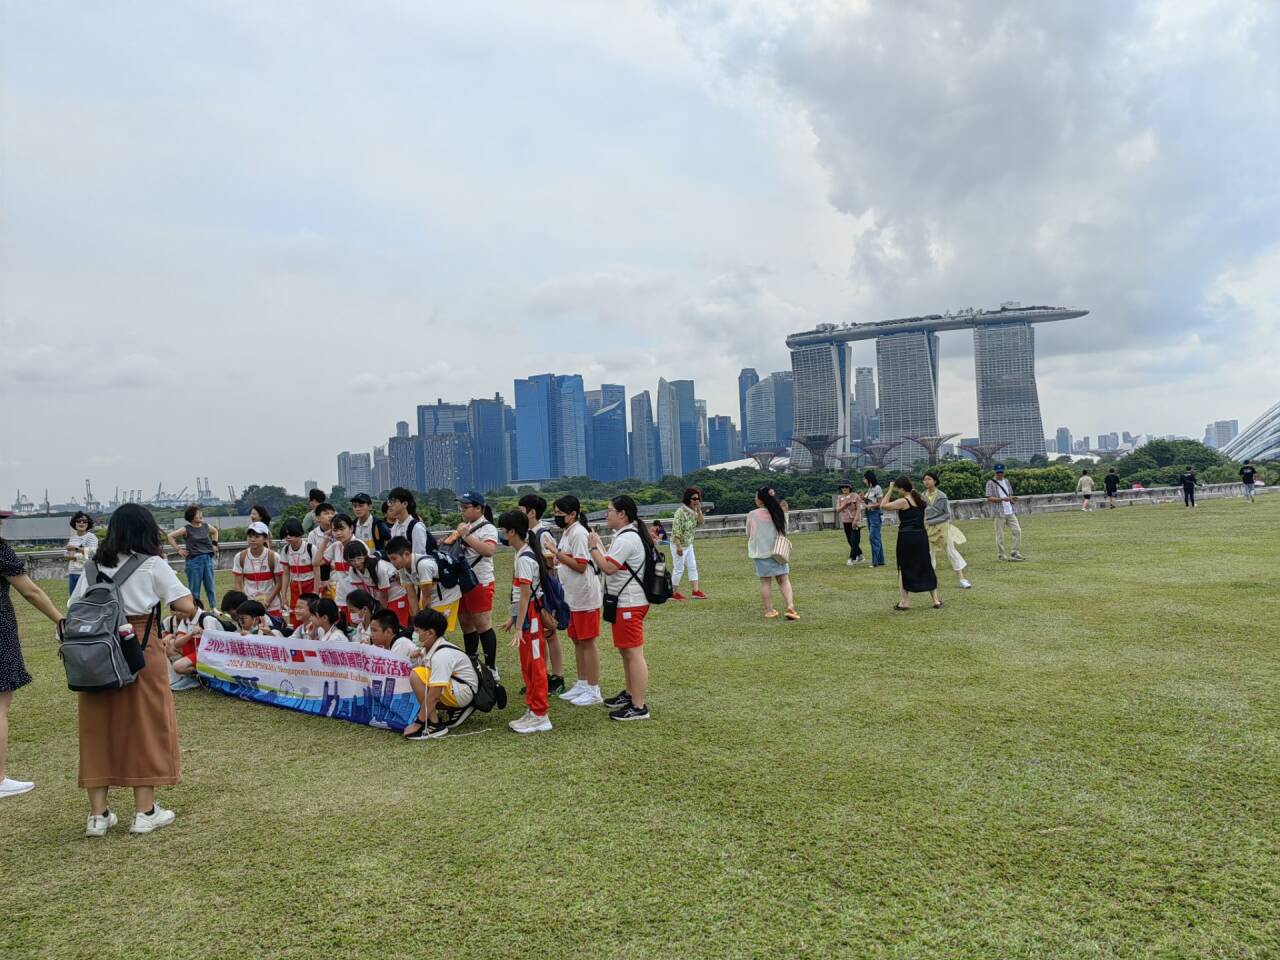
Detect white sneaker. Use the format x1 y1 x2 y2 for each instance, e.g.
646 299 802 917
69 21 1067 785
0 776 35 799
558 680 587 701
960 579 972 589
846 558 854 566
512 712 553 734
570 685 603 706
507 709 533 732
130 805 176 834
85 810 118 837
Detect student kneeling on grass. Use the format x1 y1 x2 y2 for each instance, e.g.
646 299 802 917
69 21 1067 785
161 601 223 692
403 609 478 741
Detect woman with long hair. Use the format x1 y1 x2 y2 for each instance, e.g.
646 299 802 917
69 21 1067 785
879 476 941 610
70 504 196 835
922 471 972 589
863 470 885 567
586 495 652 721
550 494 603 706
747 486 798 621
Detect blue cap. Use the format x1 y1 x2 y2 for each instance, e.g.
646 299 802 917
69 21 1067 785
457 491 486 506
994 463 1006 472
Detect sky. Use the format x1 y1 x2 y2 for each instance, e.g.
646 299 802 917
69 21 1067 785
2 0 1278 504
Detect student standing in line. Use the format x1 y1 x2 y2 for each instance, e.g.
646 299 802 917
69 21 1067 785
1239 460 1258 503
670 487 708 600
301 489 326 533
498 510 553 734
306 502 337 594
386 488 430 555
65 511 99 595
863 470 885 567
880 476 942 610
452 492 500 678
1179 466 1202 508
519 494 565 696
165 505 218 608
985 464 1025 561
232 522 284 617
70 504 195 836
587 495 652 721
0 509 65 799
278 519 317 626
1104 468 1121 509
836 482 863 566
922 471 972 590
550 494 603 706
747 487 799 621
1076 469 1095 511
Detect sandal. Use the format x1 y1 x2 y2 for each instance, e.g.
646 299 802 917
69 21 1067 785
784 608 800 621
402 719 427 739
764 609 780 619
893 603 910 611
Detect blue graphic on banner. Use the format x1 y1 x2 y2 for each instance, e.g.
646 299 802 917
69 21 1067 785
196 630 420 731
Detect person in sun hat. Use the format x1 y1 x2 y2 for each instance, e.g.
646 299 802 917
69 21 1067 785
984 464 1024 561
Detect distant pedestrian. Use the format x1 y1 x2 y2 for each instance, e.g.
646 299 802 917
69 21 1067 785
880 476 942 610
671 487 708 600
1 509 66 800
650 520 667 544
1239 460 1258 503
65 511 99 595
747 487 798 621
863 470 885 567
1076 470 1095 511
166 505 219 608
1178 466 1202 508
1104 468 1120 509
301 489 326 533
985 463 1024 561
922 471 971 589
836 482 864 565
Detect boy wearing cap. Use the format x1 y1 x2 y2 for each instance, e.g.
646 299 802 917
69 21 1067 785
984 464 1024 561
452 492 500 678
233 523 285 615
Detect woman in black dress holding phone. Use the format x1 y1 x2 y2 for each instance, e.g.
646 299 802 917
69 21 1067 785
878 476 942 610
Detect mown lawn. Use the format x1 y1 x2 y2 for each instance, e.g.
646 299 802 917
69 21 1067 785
2 498 1278 959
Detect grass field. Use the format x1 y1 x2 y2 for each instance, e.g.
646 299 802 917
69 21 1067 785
3 498 1278 959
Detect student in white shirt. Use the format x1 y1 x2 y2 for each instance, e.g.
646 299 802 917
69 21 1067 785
367 609 418 659
403 609 479 740
343 541 410 624
306 503 337 591
518 493 565 697
498 509 552 735
385 537 461 633
232 523 283 615
310 598 347 644
234 601 282 637
344 589 379 644
451 492 499 677
550 494 603 706
386 487 430 555
585 495 652 722
278 519 318 626
313 514 356 621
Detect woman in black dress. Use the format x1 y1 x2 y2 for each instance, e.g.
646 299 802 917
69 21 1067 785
878 476 942 610
0 510 67 799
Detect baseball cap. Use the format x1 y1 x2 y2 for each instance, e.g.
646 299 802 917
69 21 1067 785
993 463 1006 472
837 480 852 489
349 492 372 504
457 491 486 506
248 521 271 536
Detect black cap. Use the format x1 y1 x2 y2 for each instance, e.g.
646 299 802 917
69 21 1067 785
350 493 373 504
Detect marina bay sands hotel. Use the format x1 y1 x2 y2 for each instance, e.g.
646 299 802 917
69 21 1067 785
785 303 1089 467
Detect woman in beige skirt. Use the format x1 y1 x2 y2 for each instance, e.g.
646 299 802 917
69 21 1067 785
69 504 194 837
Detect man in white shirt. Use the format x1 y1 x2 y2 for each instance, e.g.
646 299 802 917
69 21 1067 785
984 464 1025 561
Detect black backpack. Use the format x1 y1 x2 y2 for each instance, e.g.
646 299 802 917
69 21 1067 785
405 517 438 555
437 642 507 712
613 529 673 605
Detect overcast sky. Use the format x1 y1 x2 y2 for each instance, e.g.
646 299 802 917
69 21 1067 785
3 0 1277 504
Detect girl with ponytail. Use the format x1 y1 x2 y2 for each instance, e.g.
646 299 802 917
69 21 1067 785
550 495 604 705
747 486 799 621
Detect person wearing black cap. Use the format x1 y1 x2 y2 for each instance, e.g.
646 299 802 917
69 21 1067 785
984 464 1024 561
836 481 863 566
452 491 500 679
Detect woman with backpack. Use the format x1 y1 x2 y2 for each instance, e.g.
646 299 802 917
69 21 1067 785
68 504 196 836
0 510 66 799
747 487 799 621
586 495 652 722
550 494 603 706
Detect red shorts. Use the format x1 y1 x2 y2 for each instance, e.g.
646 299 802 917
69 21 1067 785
567 609 601 641
387 595 411 628
180 637 198 663
459 582 495 614
288 580 316 625
610 605 648 649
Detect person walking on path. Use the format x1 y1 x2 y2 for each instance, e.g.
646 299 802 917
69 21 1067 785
922 472 971 590
1076 469 1095 511
1104 468 1120 509
65 511 99 595
1239 460 1258 503
0 510 66 799
166 505 219 609
880 477 942 610
671 487 708 600
747 487 798 621
1179 466 1202 508
863 470 886 567
837 482 864 566
70 504 196 836
985 463 1025 561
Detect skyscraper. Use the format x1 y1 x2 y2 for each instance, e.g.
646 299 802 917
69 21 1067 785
695 399 709 470
744 372 794 451
345 452 373 497
738 368 760 450
590 401 629 481
421 433 474 493
468 393 510 494
372 445 390 495
388 435 418 490
336 451 352 492
504 403 517 485
515 373 588 480
416 399 470 493
851 366 876 442
1204 419 1239 449
876 331 940 466
707 415 740 465
553 374 588 477
1055 427 1072 455
974 322 1047 461
790 341 850 468
657 378 681 477
629 391 660 481
395 421 410 439
514 375 553 480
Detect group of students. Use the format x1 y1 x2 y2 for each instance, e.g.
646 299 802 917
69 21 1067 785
161 487 657 737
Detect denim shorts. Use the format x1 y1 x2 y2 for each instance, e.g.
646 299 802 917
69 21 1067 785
753 558 789 578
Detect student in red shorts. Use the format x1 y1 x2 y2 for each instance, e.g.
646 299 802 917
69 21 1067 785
451 492 500 679
278 519 317 626
498 510 552 735
549 494 603 706
586 495 651 721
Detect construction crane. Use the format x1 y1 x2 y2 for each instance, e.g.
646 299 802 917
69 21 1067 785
84 480 100 513
227 485 238 503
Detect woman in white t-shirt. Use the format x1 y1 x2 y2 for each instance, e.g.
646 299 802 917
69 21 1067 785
68 504 195 838
550 495 603 706
586 495 651 722
65 511 99 595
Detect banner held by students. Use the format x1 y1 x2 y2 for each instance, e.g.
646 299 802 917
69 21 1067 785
197 630 419 731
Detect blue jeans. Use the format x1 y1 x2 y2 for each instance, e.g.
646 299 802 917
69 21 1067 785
186 554 217 608
68 572 80 595
867 511 885 566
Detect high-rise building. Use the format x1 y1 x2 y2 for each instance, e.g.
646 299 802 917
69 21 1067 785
589 401 629 481
421 433 474 493
695 399 709 470
850 366 876 442
372 445 390 495
468 394 510 494
416 399 469 439
738 368 760 450
974 322 1048 462
303 480 319 497
1204 419 1239 449
745 372 794 451
388 435 418 490
503 403 517 486
395 421 410 439
656 379 700 477
514 373 588 480
514 375 553 480
553 375 588 478
629 391 660 481
345 452 373 497
790 341 850 468
336 451 352 492
1055 427 1072 455
707 415 740 465
876 331 939 465
1122 431 1136 446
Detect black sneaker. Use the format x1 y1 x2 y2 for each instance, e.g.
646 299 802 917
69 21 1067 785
424 721 451 739
609 703 650 721
447 704 475 729
547 674 565 696
495 685 508 710
603 689 632 709
404 722 432 741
